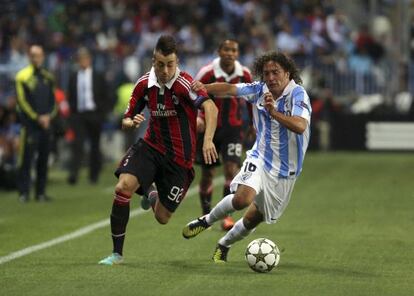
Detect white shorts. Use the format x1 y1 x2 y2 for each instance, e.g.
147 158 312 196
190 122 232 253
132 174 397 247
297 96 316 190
230 157 296 224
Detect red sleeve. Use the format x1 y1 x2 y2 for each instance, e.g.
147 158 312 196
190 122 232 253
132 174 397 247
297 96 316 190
243 69 253 83
124 78 147 118
178 72 209 108
199 70 215 84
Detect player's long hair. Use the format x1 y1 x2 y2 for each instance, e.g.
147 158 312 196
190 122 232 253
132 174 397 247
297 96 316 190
253 51 302 84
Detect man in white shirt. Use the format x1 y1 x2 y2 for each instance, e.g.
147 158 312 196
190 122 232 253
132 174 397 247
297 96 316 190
183 50 312 263
67 48 110 185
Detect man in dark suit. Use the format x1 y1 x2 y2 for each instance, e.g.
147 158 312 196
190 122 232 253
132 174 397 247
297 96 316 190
67 47 109 185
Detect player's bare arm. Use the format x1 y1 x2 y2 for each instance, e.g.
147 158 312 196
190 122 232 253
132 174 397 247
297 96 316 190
191 81 238 97
200 99 218 165
122 113 145 130
263 92 307 134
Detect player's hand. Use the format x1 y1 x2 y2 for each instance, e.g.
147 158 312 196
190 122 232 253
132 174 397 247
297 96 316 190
263 92 276 114
122 114 145 129
38 114 51 130
202 140 218 165
191 80 206 92
132 113 145 128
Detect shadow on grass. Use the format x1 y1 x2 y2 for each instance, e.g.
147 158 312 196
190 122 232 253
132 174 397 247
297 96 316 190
121 259 259 276
280 261 377 278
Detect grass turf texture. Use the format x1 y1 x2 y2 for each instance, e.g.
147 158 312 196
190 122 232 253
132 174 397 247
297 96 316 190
0 152 413 296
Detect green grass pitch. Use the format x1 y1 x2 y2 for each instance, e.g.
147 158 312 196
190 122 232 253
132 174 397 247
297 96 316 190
0 152 413 296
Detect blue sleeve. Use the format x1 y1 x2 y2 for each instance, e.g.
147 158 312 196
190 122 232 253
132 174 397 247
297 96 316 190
291 86 311 122
236 82 263 103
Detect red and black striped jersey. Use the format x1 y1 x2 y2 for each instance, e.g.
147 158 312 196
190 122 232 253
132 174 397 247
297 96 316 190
195 58 252 128
124 67 209 169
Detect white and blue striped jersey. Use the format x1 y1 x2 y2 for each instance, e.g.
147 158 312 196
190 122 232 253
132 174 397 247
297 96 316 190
236 80 311 178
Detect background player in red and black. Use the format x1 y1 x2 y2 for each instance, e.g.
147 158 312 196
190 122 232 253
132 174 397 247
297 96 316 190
195 39 253 230
99 35 218 265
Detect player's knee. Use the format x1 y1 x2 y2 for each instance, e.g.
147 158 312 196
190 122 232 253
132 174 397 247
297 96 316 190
115 180 134 195
154 212 170 225
232 193 251 210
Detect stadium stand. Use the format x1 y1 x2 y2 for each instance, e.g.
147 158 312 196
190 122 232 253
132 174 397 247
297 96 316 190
0 0 412 178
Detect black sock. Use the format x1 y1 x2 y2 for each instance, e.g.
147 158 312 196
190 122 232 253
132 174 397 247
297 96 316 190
110 201 130 256
200 192 212 215
223 184 231 197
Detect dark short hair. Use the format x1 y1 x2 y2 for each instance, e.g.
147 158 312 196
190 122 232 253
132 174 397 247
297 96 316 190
218 38 239 51
253 51 302 84
155 35 177 56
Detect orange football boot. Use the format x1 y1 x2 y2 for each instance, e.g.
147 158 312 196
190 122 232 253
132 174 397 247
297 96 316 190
221 216 235 231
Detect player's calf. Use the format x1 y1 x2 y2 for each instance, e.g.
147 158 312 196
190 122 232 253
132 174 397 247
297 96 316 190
153 201 172 225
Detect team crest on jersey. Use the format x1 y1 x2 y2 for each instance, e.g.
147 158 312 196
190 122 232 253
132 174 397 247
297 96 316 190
241 172 252 182
172 94 179 105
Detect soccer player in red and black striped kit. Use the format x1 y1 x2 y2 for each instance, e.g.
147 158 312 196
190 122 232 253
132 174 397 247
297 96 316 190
195 39 253 230
99 35 218 265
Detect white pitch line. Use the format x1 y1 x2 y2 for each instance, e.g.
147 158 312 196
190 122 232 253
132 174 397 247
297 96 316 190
0 176 224 265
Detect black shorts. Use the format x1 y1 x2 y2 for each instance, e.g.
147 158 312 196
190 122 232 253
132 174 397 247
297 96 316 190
196 126 243 168
115 139 195 212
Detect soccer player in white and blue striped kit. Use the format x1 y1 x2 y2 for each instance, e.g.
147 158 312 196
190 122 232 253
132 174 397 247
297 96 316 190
183 51 312 262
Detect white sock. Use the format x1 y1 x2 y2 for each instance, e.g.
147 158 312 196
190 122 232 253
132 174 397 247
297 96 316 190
206 194 235 225
218 218 255 248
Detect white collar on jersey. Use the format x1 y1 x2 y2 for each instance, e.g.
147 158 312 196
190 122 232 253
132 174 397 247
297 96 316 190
148 66 180 89
265 79 297 104
212 57 244 81
281 79 297 97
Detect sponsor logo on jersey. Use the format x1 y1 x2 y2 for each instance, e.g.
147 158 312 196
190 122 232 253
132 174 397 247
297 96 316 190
300 101 310 111
241 172 252 182
152 103 177 117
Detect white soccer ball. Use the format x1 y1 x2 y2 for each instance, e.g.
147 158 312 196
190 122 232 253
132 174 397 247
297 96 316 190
245 238 280 273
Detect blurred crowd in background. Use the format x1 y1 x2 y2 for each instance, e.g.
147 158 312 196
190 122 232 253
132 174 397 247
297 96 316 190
0 0 413 189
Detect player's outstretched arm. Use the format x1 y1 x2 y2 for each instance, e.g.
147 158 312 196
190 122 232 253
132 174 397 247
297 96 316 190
201 99 218 164
192 81 237 97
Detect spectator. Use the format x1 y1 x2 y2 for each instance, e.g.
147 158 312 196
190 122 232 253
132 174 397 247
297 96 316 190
67 47 110 185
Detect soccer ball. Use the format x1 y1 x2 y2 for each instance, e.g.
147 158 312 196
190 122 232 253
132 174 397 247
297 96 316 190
245 238 280 273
